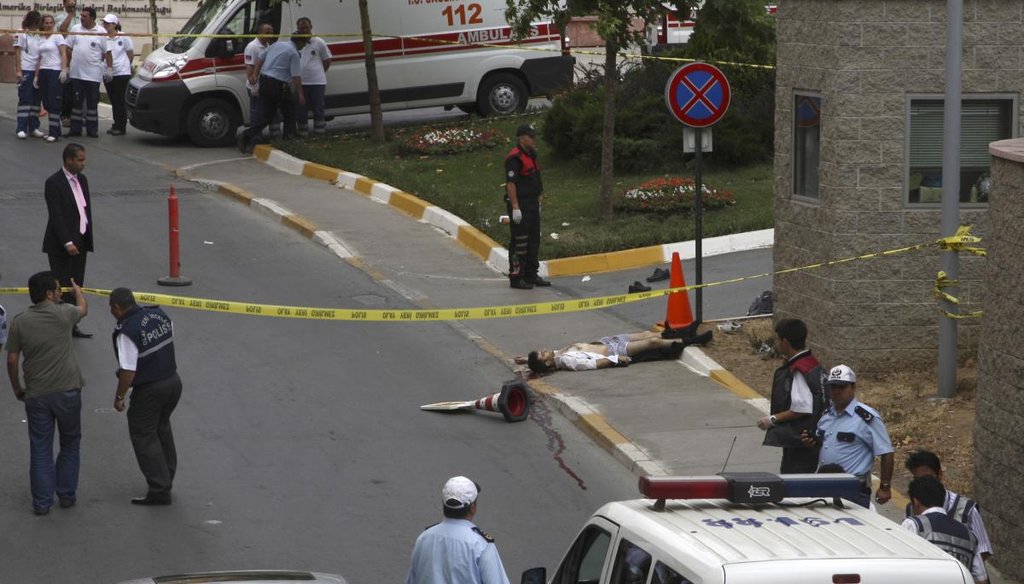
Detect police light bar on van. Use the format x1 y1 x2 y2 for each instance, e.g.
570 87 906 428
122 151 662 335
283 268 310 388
639 473 863 508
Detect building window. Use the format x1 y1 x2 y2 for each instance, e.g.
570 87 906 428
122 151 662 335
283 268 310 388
793 93 821 200
907 98 1014 205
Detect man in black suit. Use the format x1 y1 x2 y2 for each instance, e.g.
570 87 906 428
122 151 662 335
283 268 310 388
43 143 94 338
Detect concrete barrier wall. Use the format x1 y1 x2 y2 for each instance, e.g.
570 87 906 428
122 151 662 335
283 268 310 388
975 139 1024 581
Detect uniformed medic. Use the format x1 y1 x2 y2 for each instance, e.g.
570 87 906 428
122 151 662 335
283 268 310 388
902 475 979 571
406 476 510 584
109 287 183 506
801 364 894 508
504 124 549 290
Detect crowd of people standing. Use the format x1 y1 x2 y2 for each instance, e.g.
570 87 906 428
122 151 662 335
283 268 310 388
13 1 135 142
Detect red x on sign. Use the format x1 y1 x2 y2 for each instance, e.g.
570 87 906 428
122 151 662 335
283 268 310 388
664 63 731 128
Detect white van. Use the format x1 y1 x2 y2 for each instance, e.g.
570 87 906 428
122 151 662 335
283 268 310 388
523 474 972 584
126 0 572 146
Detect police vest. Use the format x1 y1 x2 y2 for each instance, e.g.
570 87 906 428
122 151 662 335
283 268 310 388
904 492 979 525
911 511 977 569
505 146 542 199
112 305 177 386
763 351 825 447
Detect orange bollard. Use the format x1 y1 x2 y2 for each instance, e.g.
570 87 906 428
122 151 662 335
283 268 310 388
158 184 193 287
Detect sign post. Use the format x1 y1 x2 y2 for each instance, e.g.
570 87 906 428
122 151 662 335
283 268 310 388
664 62 731 323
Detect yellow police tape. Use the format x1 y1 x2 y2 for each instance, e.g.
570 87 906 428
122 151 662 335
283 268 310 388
0 228 986 322
934 270 984 320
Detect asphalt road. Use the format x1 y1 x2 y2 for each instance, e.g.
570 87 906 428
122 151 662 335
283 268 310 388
0 133 638 582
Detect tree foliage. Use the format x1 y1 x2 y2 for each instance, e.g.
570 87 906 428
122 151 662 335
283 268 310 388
505 0 694 218
686 0 776 65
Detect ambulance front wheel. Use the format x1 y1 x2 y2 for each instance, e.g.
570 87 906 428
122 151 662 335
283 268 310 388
186 97 240 147
478 73 527 116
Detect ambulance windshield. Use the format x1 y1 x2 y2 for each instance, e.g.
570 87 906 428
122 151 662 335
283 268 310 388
165 0 233 53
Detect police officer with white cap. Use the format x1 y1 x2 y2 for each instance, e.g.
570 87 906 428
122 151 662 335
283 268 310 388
406 476 510 584
801 364 894 509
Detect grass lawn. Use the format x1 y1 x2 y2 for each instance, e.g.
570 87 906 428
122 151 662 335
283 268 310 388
279 113 773 260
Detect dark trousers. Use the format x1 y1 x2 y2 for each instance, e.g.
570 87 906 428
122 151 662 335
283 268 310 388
104 74 130 131
296 84 326 134
242 76 296 148
61 78 73 119
16 70 41 133
70 78 100 135
505 197 541 281
780 446 820 474
38 69 63 138
127 372 182 496
48 251 87 305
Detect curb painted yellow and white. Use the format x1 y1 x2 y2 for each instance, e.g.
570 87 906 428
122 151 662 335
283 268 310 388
251 145 774 278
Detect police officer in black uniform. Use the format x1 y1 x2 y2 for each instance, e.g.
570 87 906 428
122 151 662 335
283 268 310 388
504 124 549 289
109 287 182 506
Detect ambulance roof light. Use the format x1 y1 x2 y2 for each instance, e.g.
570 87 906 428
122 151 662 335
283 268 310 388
638 473 863 506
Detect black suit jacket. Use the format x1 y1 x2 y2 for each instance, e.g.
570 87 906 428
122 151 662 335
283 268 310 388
42 168 94 255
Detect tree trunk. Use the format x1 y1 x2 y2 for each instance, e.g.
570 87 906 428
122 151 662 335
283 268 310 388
599 40 617 220
358 0 385 141
149 0 159 52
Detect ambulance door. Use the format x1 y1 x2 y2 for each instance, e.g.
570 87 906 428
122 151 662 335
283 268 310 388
550 518 618 584
297 0 408 115
213 0 284 90
400 0 511 111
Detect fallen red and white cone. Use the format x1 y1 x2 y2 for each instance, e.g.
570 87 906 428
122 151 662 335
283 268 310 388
420 379 532 423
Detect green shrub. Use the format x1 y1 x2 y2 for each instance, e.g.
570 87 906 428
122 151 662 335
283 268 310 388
542 47 772 170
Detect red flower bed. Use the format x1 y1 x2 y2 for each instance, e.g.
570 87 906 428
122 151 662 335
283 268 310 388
613 176 735 214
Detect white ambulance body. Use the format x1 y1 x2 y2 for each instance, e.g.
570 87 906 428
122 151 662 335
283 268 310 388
126 0 572 146
523 474 972 584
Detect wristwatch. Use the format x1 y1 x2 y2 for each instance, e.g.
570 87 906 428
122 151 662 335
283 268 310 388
879 482 891 489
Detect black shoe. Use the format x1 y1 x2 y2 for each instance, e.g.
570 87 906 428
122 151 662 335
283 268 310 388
237 134 253 155
628 281 651 293
661 321 700 339
86 132 99 138
646 267 670 282
72 325 93 339
527 276 551 287
33 506 50 516
131 494 172 506
682 330 714 346
108 128 125 136
66 131 82 137
509 279 534 290
59 496 76 508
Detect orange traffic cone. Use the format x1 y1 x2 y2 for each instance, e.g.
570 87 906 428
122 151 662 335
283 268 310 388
658 252 694 331
473 380 531 422
420 379 532 423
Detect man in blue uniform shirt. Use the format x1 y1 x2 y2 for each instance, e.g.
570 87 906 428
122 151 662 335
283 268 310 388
802 364 894 508
109 287 183 506
237 34 306 154
406 476 510 584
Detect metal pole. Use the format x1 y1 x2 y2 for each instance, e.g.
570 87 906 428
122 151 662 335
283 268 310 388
694 127 703 323
938 0 962 398
158 184 193 287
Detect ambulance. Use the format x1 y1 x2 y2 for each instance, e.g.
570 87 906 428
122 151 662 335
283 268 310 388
522 474 972 583
126 0 572 146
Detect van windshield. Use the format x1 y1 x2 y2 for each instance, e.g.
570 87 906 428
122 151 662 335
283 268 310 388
165 0 233 54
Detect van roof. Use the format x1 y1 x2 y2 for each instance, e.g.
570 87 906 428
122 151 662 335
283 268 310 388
598 497 964 568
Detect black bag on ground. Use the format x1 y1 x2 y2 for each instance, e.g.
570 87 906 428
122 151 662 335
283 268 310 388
747 291 773 316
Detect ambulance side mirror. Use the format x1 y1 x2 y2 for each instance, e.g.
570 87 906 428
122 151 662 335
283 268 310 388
521 567 545 584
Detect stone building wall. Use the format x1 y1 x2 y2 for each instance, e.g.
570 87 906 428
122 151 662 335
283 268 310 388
975 140 1024 581
772 0 1024 373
